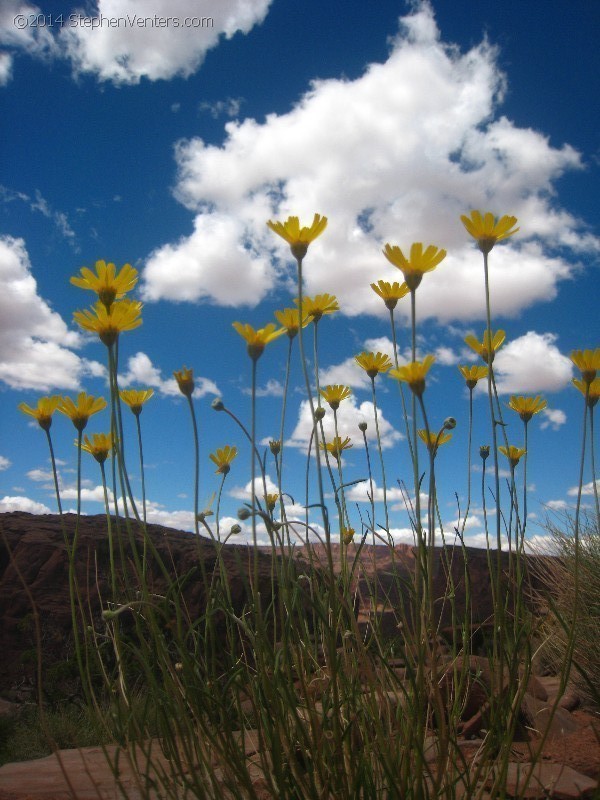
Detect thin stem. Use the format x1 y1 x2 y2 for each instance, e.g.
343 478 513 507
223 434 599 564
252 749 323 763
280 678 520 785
216 472 226 541
108 344 140 522
370 377 389 531
295 256 328 540
390 307 415 463
276 336 293 527
251 358 257 549
360 426 376 542
99 460 117 599
186 394 201 538
45 428 63 516
522 421 529 540
461 389 474 537
135 415 147 525
589 405 599 522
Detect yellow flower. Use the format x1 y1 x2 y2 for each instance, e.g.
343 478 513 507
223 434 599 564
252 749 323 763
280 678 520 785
18 396 62 431
264 493 279 512
294 294 339 323
382 242 447 291
119 388 154 416
370 280 410 310
355 351 393 379
320 436 353 462
320 385 352 410
209 445 238 475
458 365 488 390
418 429 452 453
173 367 195 397
464 330 506 364
499 445 527 469
274 307 310 339
73 299 142 346
79 433 113 464
461 211 519 254
341 526 355 545
70 260 138 309
570 349 600 385
507 395 547 423
266 214 328 259
58 392 107 432
389 355 435 396
232 322 286 361
573 377 600 408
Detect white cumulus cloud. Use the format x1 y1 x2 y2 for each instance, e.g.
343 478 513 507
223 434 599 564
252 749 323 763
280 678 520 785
540 408 567 431
286 395 402 454
0 236 102 390
0 494 51 513
141 2 597 319
0 0 273 85
491 332 573 394
119 351 219 398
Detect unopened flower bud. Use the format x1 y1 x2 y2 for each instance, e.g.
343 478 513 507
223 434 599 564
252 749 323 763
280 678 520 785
211 397 225 411
314 406 326 421
238 507 252 520
443 417 457 430
269 439 281 456
358 421 368 432
230 524 242 535
480 445 490 460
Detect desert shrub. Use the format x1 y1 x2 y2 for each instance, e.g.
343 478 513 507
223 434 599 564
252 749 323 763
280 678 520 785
0 702 109 765
535 513 600 710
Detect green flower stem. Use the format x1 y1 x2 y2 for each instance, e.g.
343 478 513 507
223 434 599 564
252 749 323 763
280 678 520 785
216 472 226 541
313 322 345 533
185 393 201 538
276 336 293 530
295 255 329 542
332 408 350 586
409 289 423 552
522 421 529 540
360 426 376 541
482 252 502 555
333 409 349 527
481 455 496 609
370 377 390 532
573 387 590 580
589 404 599 522
99 460 117 599
250 358 258 552
482 247 510 741
460 388 474 537
108 344 140 523
135 414 147 525
390 307 415 463
108 339 142 523
221 405 268 524
44 428 63 516
132 411 149 578
68 428 86 695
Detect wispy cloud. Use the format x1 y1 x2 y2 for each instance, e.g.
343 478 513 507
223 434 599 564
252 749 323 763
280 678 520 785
0 185 77 248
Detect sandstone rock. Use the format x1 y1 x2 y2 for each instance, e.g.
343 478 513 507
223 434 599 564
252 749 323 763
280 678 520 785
521 694 580 741
498 761 598 799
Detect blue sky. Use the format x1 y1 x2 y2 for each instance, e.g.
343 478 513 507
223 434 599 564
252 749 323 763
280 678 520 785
1 0 598 548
